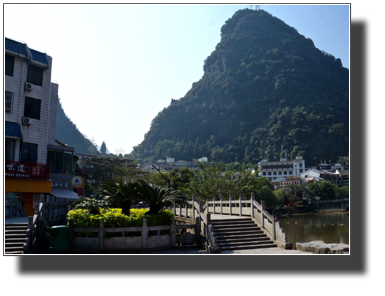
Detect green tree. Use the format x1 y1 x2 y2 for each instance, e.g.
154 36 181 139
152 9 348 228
286 183 308 200
99 180 138 215
168 167 195 190
307 180 338 201
253 179 277 209
134 179 187 215
183 161 277 208
143 170 170 188
273 189 288 206
101 141 107 154
81 155 147 193
338 183 349 199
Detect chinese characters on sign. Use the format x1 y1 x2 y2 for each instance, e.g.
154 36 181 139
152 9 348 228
32 166 41 175
5 161 49 180
280 180 300 187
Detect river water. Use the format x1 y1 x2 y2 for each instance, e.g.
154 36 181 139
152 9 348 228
277 212 349 249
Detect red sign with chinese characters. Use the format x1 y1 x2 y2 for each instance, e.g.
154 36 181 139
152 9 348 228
77 187 84 197
5 161 50 180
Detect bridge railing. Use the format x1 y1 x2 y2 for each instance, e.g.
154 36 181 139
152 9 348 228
170 196 220 253
171 193 291 249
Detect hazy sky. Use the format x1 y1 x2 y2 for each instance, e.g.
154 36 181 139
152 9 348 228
4 3 349 155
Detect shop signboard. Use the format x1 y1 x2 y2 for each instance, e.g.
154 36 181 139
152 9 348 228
6 193 16 202
71 176 84 188
77 187 84 197
5 161 50 180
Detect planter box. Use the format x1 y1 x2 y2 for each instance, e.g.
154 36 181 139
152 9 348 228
68 217 199 251
73 234 172 250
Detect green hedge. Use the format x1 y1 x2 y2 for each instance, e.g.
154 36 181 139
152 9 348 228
67 208 174 228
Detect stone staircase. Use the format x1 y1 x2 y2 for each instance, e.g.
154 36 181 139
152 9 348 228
5 223 28 254
211 218 277 251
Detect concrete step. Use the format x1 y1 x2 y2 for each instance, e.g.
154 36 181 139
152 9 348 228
5 242 25 248
5 233 27 239
213 224 258 230
209 217 277 252
214 229 264 236
218 239 272 247
220 243 277 251
5 251 24 255
211 218 254 225
217 235 268 243
5 246 25 252
5 238 26 243
5 230 28 235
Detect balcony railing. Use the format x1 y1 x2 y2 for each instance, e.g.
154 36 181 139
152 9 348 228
5 160 50 181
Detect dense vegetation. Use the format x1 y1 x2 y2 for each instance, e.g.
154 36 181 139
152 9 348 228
130 9 349 166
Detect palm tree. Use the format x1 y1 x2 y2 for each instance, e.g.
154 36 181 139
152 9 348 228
135 179 188 215
99 180 136 215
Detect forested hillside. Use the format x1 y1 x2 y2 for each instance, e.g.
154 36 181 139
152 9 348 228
131 9 349 166
56 100 99 154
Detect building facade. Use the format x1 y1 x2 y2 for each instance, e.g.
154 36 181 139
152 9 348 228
5 37 77 217
258 156 305 182
140 157 208 172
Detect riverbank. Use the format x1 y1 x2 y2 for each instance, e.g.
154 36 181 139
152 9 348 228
278 208 348 218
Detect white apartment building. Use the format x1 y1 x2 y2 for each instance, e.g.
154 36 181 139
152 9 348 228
5 37 77 217
258 156 305 182
5 37 57 164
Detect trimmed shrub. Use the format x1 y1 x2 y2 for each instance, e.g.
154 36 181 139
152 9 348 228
67 208 175 237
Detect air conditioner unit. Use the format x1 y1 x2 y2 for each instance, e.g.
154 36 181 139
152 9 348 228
24 82 33 91
22 117 32 125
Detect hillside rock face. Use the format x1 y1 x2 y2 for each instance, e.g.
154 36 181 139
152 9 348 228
56 101 99 154
131 9 349 165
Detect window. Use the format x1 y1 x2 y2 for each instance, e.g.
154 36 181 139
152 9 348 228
5 140 15 161
5 55 15 76
273 172 277 175
64 152 73 174
55 152 64 173
24 97 41 119
5 91 14 114
268 172 271 175
299 169 303 173
20 143 38 163
263 172 266 176
299 163 303 168
48 150 73 174
278 171 282 175
289 171 292 175
47 150 54 173
27 64 44 86
283 171 287 175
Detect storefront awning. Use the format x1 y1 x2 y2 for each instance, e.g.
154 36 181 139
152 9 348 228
51 189 79 199
5 121 21 138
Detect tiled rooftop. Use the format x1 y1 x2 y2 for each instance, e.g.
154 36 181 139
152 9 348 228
30 48 48 64
5 37 27 56
5 121 21 138
5 37 48 64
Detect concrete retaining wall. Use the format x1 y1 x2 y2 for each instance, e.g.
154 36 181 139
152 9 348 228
310 199 349 210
